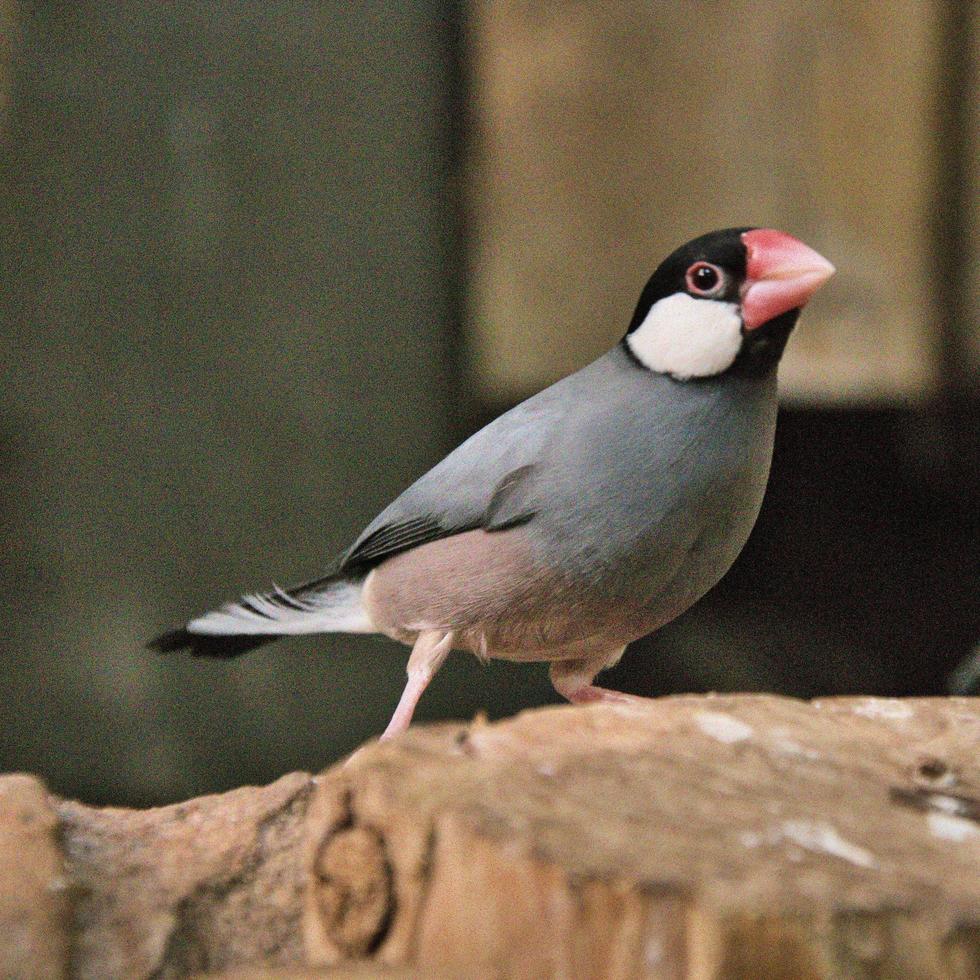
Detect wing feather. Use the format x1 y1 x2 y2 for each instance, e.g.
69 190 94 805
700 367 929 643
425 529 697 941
338 402 555 574
341 514 451 571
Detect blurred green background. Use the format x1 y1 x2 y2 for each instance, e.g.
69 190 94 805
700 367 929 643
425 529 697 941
0 2 977 805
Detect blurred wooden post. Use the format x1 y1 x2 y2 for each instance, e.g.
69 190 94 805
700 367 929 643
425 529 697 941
466 1 941 405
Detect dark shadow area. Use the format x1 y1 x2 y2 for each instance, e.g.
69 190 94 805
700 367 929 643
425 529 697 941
606 406 980 699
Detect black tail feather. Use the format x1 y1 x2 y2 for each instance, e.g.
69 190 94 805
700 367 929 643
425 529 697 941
148 629 281 659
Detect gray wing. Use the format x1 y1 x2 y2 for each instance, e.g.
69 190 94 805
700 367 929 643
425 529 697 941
338 390 561 574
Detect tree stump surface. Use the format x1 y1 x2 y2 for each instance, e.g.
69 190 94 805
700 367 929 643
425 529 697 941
1 695 978 979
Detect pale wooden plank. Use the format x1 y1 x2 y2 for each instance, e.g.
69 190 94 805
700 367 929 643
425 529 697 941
467 1 940 404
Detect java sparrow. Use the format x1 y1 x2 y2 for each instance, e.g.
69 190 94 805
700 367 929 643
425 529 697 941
153 228 835 738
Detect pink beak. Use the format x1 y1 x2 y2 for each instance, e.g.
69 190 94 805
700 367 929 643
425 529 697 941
740 229 835 330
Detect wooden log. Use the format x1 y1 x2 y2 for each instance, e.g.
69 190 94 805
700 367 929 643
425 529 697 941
303 696 980 978
59 772 315 979
0 696 978 978
0 774 70 979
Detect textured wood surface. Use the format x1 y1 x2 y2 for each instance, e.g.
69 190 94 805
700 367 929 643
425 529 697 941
305 696 980 978
0 775 69 979
60 773 315 979
1 696 979 978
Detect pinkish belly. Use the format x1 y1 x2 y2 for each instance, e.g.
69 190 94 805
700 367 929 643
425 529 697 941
362 528 667 661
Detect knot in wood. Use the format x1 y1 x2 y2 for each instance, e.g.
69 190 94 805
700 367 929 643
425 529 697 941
313 824 392 956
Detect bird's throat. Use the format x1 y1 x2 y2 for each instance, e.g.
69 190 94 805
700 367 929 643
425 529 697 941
730 308 801 378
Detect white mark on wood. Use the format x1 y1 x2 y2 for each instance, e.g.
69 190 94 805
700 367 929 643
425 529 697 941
927 812 979 843
695 711 753 744
738 820 877 869
780 820 878 868
927 794 967 815
768 728 821 760
851 698 914 721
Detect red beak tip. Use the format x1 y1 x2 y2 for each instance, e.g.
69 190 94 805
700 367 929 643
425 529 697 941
740 229 835 329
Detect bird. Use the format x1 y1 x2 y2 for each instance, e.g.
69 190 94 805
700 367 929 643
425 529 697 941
151 227 835 739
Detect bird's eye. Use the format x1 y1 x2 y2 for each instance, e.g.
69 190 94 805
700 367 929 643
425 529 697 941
685 262 724 297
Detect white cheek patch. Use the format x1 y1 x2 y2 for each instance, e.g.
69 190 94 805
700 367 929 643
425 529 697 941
626 293 743 379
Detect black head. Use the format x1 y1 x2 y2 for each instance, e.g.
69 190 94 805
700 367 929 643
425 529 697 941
622 227 835 380
626 227 752 333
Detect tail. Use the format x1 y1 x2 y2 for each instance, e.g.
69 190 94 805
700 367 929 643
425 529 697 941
148 629 280 659
148 575 375 659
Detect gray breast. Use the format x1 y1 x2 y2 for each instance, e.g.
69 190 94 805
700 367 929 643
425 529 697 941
523 349 779 629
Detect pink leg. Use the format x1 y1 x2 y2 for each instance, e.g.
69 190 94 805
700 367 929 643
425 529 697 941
381 629 454 740
549 649 648 705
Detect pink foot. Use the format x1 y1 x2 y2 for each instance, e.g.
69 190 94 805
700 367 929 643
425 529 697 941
380 629 454 740
549 652 646 706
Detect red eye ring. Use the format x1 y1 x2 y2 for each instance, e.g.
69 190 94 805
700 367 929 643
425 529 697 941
686 261 724 297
